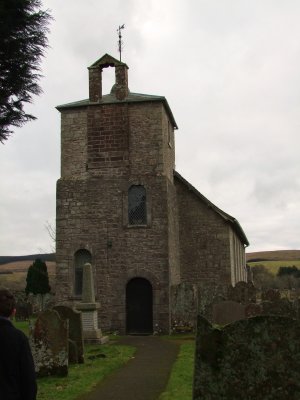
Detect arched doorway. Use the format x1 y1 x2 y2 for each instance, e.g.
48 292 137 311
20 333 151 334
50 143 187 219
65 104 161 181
126 278 153 334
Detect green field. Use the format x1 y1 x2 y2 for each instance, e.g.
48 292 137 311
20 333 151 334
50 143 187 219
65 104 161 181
248 260 300 275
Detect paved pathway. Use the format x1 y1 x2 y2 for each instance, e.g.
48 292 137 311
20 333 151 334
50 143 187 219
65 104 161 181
77 336 180 400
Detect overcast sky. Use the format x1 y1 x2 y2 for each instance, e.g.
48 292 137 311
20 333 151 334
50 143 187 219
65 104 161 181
1 0 300 255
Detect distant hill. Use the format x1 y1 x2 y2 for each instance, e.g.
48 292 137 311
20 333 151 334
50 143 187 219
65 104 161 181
0 253 55 265
246 250 300 262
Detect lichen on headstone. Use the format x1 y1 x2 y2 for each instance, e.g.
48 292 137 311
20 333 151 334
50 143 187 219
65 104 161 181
30 309 68 377
193 315 300 399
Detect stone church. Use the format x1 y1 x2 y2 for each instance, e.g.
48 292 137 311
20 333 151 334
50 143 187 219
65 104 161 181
55 53 249 334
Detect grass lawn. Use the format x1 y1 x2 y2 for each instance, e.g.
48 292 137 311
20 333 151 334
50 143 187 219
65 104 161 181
37 343 135 400
159 339 195 400
13 321 135 400
14 320 195 400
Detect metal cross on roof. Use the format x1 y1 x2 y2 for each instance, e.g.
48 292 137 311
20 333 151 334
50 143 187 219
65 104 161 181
117 24 125 62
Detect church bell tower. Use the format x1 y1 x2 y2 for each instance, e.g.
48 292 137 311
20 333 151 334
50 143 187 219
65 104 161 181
56 54 180 334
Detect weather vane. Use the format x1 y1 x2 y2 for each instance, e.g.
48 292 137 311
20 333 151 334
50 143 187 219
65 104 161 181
117 24 125 62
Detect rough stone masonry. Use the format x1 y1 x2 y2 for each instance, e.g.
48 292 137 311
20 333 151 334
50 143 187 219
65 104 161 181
55 53 249 334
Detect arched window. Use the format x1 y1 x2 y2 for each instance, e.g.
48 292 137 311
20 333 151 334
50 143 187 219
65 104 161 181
128 185 147 225
74 249 92 296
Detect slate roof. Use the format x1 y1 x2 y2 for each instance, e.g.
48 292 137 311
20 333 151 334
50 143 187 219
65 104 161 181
174 171 249 246
56 91 178 129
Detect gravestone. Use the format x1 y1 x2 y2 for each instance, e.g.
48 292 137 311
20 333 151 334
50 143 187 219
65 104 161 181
212 300 245 325
76 263 108 344
227 281 256 304
30 309 68 377
261 298 297 319
53 305 84 363
261 288 280 302
15 301 32 321
171 282 197 332
193 315 300 399
245 302 262 318
198 283 227 322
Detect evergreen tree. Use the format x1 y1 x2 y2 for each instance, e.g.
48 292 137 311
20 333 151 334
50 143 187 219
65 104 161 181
25 258 51 295
0 0 52 142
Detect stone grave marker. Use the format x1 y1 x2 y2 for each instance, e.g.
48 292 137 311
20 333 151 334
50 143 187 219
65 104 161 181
193 315 300 399
30 309 68 377
261 288 280 302
15 301 32 321
53 305 84 363
227 281 256 304
261 298 297 319
212 300 245 325
171 282 197 332
76 263 108 344
245 302 262 318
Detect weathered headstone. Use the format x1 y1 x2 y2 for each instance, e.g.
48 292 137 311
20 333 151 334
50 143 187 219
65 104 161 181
193 315 300 399
15 301 32 321
227 281 256 304
261 298 297 319
198 283 227 322
212 300 245 325
261 288 280 302
245 302 262 318
53 305 84 363
30 309 68 377
171 282 197 332
76 263 108 344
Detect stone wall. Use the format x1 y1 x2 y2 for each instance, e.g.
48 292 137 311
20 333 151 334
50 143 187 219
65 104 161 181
56 96 178 333
61 109 87 178
175 178 232 286
87 103 129 174
56 56 248 334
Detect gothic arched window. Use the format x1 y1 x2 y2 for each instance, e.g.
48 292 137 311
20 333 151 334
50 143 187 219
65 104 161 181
128 185 147 225
74 249 92 296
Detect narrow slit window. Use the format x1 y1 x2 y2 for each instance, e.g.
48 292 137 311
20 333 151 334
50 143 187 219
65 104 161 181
128 185 147 225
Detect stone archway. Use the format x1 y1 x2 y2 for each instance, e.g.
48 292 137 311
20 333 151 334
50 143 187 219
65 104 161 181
126 278 153 334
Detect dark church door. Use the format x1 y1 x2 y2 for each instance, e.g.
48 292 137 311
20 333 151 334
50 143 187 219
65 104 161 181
126 278 153 334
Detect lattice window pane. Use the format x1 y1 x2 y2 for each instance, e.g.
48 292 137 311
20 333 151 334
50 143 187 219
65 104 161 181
128 185 147 225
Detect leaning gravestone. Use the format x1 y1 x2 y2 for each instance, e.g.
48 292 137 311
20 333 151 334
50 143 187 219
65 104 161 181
193 315 300 399
53 305 84 363
30 309 68 377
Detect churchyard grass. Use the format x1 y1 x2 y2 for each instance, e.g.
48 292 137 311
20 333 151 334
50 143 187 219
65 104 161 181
13 319 31 335
14 320 195 400
13 321 135 400
36 343 135 400
159 340 195 400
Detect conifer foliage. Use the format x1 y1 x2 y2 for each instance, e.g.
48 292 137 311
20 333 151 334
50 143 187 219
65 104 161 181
25 258 51 295
0 0 51 142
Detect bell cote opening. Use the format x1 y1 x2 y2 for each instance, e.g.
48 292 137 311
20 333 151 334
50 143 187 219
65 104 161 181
88 53 129 102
